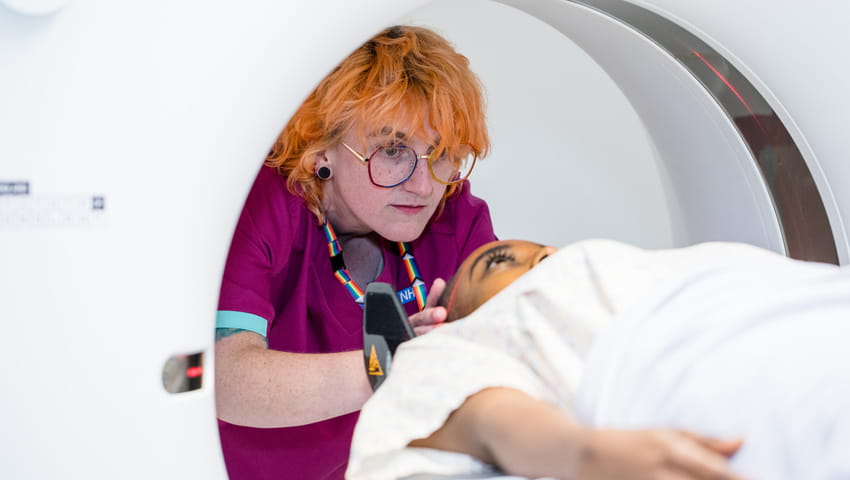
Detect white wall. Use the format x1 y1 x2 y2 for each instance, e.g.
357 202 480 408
401 0 675 249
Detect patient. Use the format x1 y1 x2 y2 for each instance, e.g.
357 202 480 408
347 239 850 480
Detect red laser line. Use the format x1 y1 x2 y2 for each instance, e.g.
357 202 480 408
691 50 766 133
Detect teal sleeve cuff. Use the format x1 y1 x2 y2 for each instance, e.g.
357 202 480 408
216 310 268 337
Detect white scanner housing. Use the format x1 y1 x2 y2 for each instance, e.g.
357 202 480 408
2 0 848 477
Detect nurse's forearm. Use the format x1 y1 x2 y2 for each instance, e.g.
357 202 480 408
214 331 372 427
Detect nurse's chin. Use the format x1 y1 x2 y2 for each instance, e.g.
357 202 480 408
375 221 429 244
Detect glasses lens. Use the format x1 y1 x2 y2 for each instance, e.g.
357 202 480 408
429 144 478 184
369 146 417 187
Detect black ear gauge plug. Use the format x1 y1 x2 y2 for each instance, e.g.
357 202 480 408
362 282 416 391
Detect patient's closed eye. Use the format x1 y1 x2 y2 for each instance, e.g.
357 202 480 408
484 250 515 270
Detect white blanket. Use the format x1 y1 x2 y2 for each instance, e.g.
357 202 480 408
347 240 850 480
577 248 850 480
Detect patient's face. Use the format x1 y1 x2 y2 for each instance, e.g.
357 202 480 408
440 240 557 321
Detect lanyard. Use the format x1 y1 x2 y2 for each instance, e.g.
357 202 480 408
322 221 427 311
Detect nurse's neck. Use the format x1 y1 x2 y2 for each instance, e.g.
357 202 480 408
322 191 369 238
323 202 384 283
338 232 384 286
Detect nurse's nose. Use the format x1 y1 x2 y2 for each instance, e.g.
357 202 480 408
401 155 435 196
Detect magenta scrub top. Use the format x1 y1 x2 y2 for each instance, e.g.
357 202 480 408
216 165 497 480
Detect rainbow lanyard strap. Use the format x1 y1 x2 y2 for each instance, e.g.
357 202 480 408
322 221 427 311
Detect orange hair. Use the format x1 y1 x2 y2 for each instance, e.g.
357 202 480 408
266 25 490 223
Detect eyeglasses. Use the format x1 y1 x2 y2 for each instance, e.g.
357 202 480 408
340 141 478 188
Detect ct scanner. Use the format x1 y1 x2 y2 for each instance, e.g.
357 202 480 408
2 0 848 477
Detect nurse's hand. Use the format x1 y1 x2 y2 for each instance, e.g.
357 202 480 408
408 278 447 336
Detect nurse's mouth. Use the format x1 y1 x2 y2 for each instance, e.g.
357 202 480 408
392 205 425 215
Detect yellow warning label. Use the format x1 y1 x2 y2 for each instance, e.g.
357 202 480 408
367 344 384 376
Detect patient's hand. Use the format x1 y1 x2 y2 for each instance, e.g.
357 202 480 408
408 278 447 336
579 429 745 480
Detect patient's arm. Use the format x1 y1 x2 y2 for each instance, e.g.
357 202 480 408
409 387 745 480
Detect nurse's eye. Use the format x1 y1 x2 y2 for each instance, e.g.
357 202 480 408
379 144 408 158
430 150 451 167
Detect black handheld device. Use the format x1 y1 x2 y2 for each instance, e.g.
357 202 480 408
362 282 416 391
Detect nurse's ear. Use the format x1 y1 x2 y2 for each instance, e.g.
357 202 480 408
313 152 333 180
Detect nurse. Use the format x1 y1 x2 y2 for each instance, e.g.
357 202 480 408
213 25 496 479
